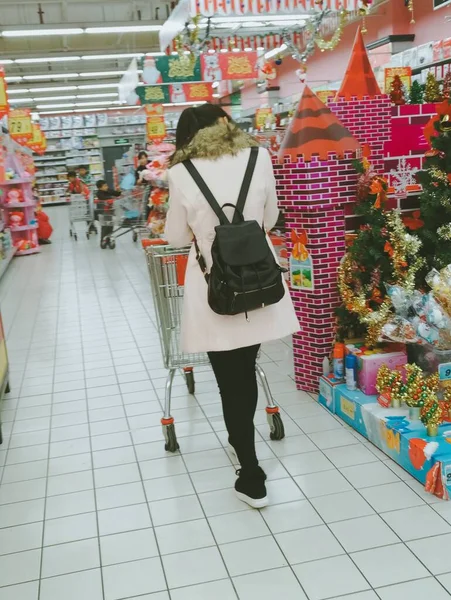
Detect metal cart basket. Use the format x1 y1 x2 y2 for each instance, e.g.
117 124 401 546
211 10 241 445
68 193 95 241
98 188 148 250
145 244 285 452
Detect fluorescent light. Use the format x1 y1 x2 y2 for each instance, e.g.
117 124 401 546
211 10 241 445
85 25 162 34
36 103 75 108
5 76 23 82
81 53 144 60
76 93 118 99
3 28 83 37
9 98 32 103
33 95 77 101
7 88 30 95
23 73 79 80
74 108 104 112
77 83 119 90
15 56 81 64
30 86 78 92
163 101 207 107
81 71 127 77
38 109 75 115
265 44 287 60
75 100 117 106
0 60 13 65
107 106 141 111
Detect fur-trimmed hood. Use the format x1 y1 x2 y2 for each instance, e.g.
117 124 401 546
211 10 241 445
169 122 259 167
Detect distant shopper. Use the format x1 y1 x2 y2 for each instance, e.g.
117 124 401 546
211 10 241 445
135 151 148 184
165 104 299 509
36 204 53 245
78 165 92 186
95 180 121 246
67 170 90 200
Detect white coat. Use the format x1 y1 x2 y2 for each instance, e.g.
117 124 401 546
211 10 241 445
165 128 299 354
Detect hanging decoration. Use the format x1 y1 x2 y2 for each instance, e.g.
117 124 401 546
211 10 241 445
405 0 415 24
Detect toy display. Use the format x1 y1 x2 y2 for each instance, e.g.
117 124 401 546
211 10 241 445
5 188 23 204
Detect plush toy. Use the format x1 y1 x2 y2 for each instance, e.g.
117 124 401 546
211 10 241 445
6 188 23 204
9 211 24 227
15 239 36 251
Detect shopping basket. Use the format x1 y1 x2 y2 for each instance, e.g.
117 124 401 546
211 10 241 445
99 188 148 249
68 193 96 241
145 244 285 453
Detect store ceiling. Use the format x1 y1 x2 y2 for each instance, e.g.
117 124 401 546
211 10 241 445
0 0 169 114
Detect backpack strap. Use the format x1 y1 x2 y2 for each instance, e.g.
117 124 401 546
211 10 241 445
182 160 228 226
233 146 259 224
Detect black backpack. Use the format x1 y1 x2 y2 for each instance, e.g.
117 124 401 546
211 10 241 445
183 147 285 320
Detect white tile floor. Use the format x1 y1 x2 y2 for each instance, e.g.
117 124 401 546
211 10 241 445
0 207 450 599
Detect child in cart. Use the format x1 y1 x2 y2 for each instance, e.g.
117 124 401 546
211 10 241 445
78 165 92 186
95 180 121 246
67 170 96 233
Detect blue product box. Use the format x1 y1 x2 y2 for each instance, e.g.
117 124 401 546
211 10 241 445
318 375 342 413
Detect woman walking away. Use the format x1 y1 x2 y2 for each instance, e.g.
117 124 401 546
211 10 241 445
165 104 299 508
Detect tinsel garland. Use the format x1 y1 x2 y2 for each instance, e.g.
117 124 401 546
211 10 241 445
438 224 451 241
307 8 348 53
338 210 423 346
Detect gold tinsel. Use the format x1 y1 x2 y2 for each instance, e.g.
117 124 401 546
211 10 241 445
430 166 448 184
438 224 451 241
312 9 348 52
338 210 423 346
376 365 404 406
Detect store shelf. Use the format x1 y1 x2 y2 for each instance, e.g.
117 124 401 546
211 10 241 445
4 202 35 208
41 200 69 206
0 179 33 186
0 247 17 281
65 153 101 158
10 225 38 232
38 188 66 192
35 179 67 185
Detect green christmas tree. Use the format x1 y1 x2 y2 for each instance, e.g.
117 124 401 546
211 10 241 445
424 72 442 103
337 161 423 345
443 72 451 100
416 105 451 277
409 80 424 104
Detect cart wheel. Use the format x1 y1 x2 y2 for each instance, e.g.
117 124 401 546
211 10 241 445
5 382 10 394
69 229 73 237
268 411 285 441
185 370 195 394
132 231 138 242
101 238 108 249
109 239 116 249
74 233 78 241
164 423 180 453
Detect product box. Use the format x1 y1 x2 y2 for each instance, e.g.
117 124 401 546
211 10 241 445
318 375 342 414
357 350 408 396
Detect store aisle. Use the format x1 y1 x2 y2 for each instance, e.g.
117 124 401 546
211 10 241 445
0 207 450 600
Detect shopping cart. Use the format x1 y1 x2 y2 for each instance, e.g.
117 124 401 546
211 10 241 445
98 188 147 250
68 193 95 241
145 244 285 453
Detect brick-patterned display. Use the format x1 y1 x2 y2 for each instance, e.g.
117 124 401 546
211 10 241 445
274 152 358 392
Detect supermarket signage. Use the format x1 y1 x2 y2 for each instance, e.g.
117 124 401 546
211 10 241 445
384 67 412 94
141 56 202 84
255 107 273 129
200 52 259 81
114 138 130 145
146 115 166 143
8 109 33 144
28 123 46 154
0 68 8 119
434 0 451 9
136 82 213 104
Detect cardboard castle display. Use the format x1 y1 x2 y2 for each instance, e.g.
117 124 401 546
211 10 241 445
277 28 436 393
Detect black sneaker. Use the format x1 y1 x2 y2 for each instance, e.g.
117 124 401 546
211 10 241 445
235 467 268 509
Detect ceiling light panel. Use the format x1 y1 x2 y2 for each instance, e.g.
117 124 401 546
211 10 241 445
5 77 23 82
29 86 78 93
76 93 118 99
77 84 119 90
36 103 75 109
33 95 77 101
7 89 30 95
3 28 83 37
81 53 144 60
85 25 162 34
23 74 79 80
15 57 81 64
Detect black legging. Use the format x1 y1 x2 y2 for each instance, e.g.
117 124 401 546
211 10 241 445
208 344 260 470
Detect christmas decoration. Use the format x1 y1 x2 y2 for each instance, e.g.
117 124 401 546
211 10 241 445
417 103 451 278
406 0 415 24
337 160 424 346
390 74 406 105
443 73 451 101
376 364 404 408
409 80 424 105
390 157 419 196
424 72 442 104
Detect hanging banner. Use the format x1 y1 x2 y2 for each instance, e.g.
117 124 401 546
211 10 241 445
145 104 166 143
8 109 32 144
201 52 258 81
384 67 412 95
141 56 202 84
28 124 45 154
145 104 164 116
255 107 273 130
0 68 8 119
136 83 213 104
119 58 141 105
